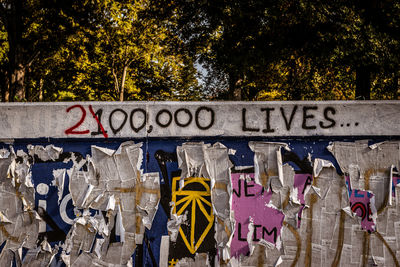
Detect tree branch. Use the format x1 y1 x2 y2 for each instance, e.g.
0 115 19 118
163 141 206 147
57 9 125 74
111 53 120 93
26 51 40 67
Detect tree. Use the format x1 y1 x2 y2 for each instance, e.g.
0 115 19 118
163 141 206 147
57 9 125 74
0 0 105 101
0 0 201 102
2 0 399 101
151 0 400 100
93 1 200 101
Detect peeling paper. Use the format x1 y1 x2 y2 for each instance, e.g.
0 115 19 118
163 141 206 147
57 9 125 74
69 141 143 210
1 134 400 266
326 141 400 266
177 142 209 181
167 213 187 242
313 158 334 177
342 206 356 218
22 240 58 267
281 153 352 266
203 142 233 260
0 211 12 223
274 255 283 267
8 148 35 191
389 165 399 206
159 235 170 267
28 144 63 161
173 141 233 263
368 142 385 150
0 148 10 159
291 174 313 206
137 172 160 230
248 142 290 188
52 169 66 203
174 253 211 267
0 146 39 264
246 218 255 256
329 141 400 233
116 203 126 243
62 141 160 266
311 185 322 198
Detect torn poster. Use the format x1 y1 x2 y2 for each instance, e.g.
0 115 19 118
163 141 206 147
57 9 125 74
230 172 284 259
248 142 290 188
0 147 40 265
0 117 400 266
292 174 313 228
171 141 233 265
345 176 377 232
64 141 160 266
168 176 216 264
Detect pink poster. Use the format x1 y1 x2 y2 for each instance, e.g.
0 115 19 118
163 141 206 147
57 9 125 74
230 173 284 258
293 174 313 227
345 176 376 232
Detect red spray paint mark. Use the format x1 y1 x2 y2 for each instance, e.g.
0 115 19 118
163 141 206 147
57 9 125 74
65 105 90 135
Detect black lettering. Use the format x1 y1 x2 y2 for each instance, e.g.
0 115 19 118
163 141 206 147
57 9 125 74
262 226 277 243
280 105 298 131
130 108 146 133
253 225 261 241
109 109 128 134
156 109 172 128
195 106 214 130
238 223 247 241
261 108 275 133
233 180 241 198
244 180 255 197
319 107 336 129
302 175 312 195
302 106 318 130
91 108 107 136
174 108 192 127
242 108 259 132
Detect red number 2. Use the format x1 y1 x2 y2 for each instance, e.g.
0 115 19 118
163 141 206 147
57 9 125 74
65 105 90 135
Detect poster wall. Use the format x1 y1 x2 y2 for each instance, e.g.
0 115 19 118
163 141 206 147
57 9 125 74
0 101 399 266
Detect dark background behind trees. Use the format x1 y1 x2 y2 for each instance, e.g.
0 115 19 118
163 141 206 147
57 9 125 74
1 0 400 102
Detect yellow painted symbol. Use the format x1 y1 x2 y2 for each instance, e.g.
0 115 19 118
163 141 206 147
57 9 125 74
168 258 177 267
171 177 214 254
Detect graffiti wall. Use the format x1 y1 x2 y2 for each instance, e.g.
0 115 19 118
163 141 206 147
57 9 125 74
0 101 399 266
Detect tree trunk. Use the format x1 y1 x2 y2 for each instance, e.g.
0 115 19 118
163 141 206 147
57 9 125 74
6 0 26 102
0 69 9 102
288 58 301 100
39 78 44 101
355 66 371 100
119 64 128 101
10 63 26 101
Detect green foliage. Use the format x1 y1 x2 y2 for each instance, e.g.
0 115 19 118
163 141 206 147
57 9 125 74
152 0 400 100
1 0 200 101
1 0 400 101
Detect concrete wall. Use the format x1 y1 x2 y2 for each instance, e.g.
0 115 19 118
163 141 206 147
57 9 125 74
0 101 399 266
1 101 400 138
